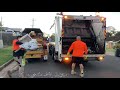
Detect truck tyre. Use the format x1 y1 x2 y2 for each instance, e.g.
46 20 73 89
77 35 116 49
52 53 59 62
27 58 33 63
49 51 52 56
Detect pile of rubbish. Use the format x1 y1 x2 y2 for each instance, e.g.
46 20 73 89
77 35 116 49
19 34 39 50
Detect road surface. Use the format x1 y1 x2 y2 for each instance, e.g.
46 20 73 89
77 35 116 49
11 52 120 78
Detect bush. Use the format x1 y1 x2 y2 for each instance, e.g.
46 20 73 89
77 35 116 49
113 44 120 49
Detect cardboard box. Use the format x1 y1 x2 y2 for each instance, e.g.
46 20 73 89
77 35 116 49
19 34 32 43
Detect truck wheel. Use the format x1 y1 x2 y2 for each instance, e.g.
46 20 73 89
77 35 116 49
49 50 52 56
49 52 52 56
52 53 58 62
27 58 33 63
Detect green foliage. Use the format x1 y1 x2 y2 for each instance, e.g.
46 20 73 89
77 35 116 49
106 31 120 41
113 43 120 49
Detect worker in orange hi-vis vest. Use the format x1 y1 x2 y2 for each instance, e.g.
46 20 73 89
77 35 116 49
67 36 88 78
7 35 26 78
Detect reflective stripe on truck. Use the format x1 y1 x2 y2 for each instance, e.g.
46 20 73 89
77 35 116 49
61 54 105 57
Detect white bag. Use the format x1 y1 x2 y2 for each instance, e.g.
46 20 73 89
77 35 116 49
20 42 31 50
29 39 39 50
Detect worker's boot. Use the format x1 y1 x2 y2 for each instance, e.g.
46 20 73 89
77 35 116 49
80 71 84 78
71 70 76 75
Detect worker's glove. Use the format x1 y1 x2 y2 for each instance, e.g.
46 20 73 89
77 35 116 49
67 52 70 57
84 56 87 60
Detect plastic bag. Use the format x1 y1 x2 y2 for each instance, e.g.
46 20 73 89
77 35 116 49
29 39 39 50
20 42 31 50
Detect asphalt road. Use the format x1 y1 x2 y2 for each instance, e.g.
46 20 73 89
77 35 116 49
12 53 120 78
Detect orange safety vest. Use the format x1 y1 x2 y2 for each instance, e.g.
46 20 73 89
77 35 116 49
68 40 88 57
12 39 20 51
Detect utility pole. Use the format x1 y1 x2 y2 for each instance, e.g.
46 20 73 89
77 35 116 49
0 17 3 40
32 18 35 28
0 17 3 48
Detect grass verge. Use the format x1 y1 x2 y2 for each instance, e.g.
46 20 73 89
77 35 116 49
0 46 13 66
106 48 116 53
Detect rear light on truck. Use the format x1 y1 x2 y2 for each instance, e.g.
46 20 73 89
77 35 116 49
64 16 68 19
100 17 105 22
64 57 69 61
63 15 73 19
63 57 71 64
98 56 104 61
101 17 104 21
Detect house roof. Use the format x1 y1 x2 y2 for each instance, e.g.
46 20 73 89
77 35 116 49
2 27 22 31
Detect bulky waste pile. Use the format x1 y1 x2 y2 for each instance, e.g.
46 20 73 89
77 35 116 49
19 31 42 51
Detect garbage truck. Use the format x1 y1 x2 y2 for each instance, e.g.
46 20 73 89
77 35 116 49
50 14 106 63
21 28 48 62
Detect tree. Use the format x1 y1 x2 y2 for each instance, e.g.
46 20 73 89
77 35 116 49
106 31 120 41
115 31 120 37
106 26 117 36
113 31 120 41
106 32 112 38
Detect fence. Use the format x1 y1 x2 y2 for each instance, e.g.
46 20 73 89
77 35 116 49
0 32 16 46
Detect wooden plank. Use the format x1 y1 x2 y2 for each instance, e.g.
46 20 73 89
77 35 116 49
26 51 44 54
44 50 48 55
25 54 42 58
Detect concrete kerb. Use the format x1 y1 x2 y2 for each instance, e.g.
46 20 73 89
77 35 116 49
0 59 14 72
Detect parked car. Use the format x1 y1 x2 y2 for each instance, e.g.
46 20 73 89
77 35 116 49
114 40 120 57
115 48 120 57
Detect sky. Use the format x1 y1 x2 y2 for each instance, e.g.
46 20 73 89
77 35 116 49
0 12 120 35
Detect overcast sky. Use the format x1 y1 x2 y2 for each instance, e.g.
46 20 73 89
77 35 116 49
0 12 120 35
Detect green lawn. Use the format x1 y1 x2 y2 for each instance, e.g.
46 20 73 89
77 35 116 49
106 48 116 52
0 46 13 66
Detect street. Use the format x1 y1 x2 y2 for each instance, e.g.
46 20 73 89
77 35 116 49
12 53 120 78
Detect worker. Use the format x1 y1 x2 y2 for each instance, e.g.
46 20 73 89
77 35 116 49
7 35 26 78
67 36 88 78
29 31 36 38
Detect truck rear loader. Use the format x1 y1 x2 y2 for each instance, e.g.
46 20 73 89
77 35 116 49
50 14 106 63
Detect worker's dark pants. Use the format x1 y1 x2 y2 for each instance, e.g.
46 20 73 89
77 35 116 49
11 50 26 78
